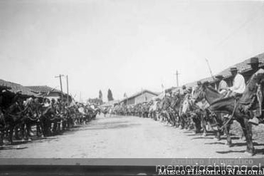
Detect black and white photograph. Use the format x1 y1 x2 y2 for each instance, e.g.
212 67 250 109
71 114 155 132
0 0 264 175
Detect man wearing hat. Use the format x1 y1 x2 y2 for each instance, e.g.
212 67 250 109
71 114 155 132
227 66 246 97
215 75 228 95
245 57 264 125
244 57 263 83
192 81 202 93
180 85 187 95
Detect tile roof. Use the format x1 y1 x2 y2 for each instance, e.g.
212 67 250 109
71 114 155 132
0 79 38 97
26 85 61 94
184 52 264 87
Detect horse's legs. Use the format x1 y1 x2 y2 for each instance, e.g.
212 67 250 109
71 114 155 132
201 114 207 136
9 126 14 144
181 115 186 129
0 131 4 146
175 114 179 128
26 123 32 141
179 115 183 129
224 123 232 147
172 113 177 127
165 111 172 125
58 120 61 132
154 112 158 121
14 125 20 140
20 123 26 140
222 115 232 147
52 121 57 135
37 119 44 137
192 114 201 133
213 113 222 141
186 115 192 130
43 119 51 137
240 118 255 155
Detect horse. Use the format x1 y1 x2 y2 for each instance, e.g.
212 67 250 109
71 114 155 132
149 100 160 121
38 104 58 137
1 101 28 144
192 86 219 137
179 94 191 129
19 98 43 141
159 95 177 126
192 82 236 147
209 69 264 155
169 92 184 128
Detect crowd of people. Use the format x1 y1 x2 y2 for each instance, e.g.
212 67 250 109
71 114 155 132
0 90 100 146
102 57 264 155
0 57 263 156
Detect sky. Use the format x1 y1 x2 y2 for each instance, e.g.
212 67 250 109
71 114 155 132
0 0 264 102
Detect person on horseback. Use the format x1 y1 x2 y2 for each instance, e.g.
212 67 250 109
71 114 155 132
180 85 187 95
43 98 50 107
244 57 264 83
226 66 246 98
215 75 228 95
246 57 264 125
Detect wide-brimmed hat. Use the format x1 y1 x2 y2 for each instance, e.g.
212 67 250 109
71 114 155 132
230 66 238 72
215 75 224 79
247 57 262 65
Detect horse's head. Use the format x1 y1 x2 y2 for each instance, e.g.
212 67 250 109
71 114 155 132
192 83 208 103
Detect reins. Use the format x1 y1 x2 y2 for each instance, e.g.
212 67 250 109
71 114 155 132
219 98 238 130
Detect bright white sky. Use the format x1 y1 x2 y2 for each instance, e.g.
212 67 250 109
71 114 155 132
1 0 264 102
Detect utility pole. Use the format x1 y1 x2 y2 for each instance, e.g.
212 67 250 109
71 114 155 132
55 74 64 100
66 75 69 105
174 70 180 87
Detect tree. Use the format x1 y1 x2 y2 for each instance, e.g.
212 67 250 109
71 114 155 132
99 90 103 100
124 93 127 98
107 89 114 101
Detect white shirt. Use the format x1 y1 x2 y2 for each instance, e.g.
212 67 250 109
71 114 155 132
230 73 246 94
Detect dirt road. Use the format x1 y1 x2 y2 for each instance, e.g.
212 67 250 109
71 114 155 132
0 115 264 158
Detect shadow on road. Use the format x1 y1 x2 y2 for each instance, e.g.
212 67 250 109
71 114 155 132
0 145 28 150
231 142 264 147
186 133 202 137
85 121 140 130
205 141 226 145
216 150 246 154
221 136 240 140
216 142 264 155
255 148 264 155
191 136 215 140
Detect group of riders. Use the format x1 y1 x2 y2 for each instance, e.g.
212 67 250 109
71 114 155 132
0 89 100 146
103 57 264 156
0 57 263 156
